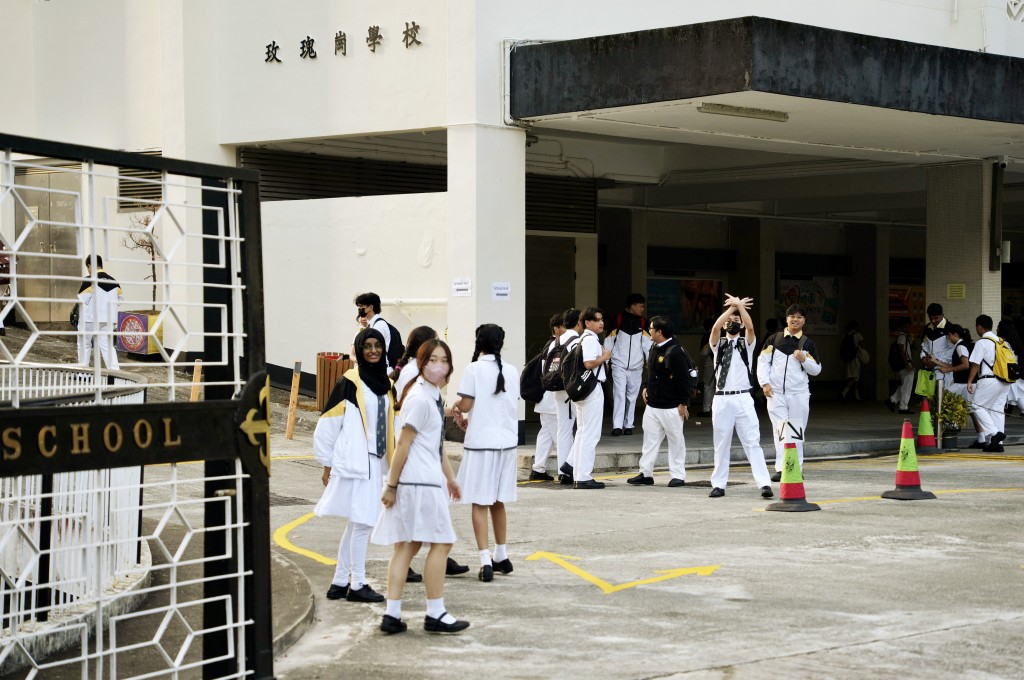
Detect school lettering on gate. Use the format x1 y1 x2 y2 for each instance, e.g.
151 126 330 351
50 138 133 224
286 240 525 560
2 416 183 462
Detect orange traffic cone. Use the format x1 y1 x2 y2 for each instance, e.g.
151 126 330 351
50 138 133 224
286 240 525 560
765 442 821 512
916 398 937 451
882 419 937 501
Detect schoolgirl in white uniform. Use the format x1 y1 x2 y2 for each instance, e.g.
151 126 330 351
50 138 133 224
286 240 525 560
453 324 521 582
372 339 469 635
313 328 394 604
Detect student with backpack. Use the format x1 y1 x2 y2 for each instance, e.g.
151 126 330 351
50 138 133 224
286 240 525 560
627 315 694 488
887 317 915 414
707 296 773 499
840 320 865 402
567 307 612 489
997 319 1024 418
528 313 566 481
938 324 984 447
549 308 582 485
966 315 1014 452
757 303 822 482
353 292 405 370
452 324 520 582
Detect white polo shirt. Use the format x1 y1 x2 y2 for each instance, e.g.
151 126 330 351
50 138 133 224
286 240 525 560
712 335 757 392
457 355 519 450
580 329 606 382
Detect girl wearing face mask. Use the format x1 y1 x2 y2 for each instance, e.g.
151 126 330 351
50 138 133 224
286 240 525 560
452 324 521 582
371 339 468 635
313 328 395 605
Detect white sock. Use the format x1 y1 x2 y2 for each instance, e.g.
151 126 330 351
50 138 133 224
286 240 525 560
494 544 508 561
978 434 987 443
385 599 402 619
426 597 456 624
479 549 492 566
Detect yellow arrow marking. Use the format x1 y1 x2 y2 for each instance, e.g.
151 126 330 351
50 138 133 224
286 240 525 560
273 512 336 565
526 551 718 594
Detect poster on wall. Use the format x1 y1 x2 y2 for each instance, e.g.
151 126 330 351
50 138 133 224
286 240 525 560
776 278 839 334
888 285 927 338
647 278 723 334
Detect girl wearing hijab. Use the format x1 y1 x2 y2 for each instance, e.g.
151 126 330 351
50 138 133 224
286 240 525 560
452 324 520 582
313 327 395 605
372 338 468 635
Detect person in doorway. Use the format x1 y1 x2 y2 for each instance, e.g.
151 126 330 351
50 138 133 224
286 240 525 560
707 296 773 499
314 328 394 605
887 317 915 414
938 324 983 446
628 315 694 488
568 307 612 489
604 293 652 436
698 318 716 417
758 304 822 482
966 315 1012 453
840 320 865 401
530 313 565 481
77 255 123 369
554 308 582 485
453 324 520 582
372 338 469 635
921 303 953 389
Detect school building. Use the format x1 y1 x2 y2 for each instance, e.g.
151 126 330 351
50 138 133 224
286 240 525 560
2 0 1024 404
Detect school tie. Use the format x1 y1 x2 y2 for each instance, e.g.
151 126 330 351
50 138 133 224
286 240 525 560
435 397 445 459
717 340 733 390
375 394 387 457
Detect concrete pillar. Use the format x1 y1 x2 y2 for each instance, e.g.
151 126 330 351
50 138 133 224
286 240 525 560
446 124 526 399
926 163 1002 323
873 224 891 400
758 221 777 331
630 209 648 300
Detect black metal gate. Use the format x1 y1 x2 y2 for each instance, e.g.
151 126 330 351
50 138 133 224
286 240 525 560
0 133 272 679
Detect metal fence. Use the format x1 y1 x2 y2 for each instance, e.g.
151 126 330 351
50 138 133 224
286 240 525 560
0 133 270 679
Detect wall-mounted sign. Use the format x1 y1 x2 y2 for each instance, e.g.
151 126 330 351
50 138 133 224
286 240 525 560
452 277 471 297
265 21 422 62
491 282 510 302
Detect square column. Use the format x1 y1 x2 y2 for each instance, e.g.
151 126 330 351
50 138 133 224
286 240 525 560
446 124 526 396
926 163 1002 323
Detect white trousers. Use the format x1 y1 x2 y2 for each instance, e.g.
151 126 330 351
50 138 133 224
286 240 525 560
570 386 604 481
333 520 373 588
77 321 120 369
711 394 771 488
610 365 643 430
971 378 1010 437
766 391 810 471
533 412 558 472
553 391 575 470
638 406 687 479
890 368 914 410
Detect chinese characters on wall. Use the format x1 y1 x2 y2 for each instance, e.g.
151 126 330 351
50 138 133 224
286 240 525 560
265 22 421 62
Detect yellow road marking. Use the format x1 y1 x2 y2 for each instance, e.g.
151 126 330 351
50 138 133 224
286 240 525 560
273 512 336 565
525 551 718 594
753 487 1024 510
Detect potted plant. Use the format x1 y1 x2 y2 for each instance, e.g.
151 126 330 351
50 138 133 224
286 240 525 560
117 207 164 355
938 391 970 450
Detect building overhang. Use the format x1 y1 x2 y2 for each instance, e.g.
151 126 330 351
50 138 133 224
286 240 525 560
509 16 1024 166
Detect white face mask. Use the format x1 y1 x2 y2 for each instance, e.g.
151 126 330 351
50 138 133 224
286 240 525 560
422 362 448 385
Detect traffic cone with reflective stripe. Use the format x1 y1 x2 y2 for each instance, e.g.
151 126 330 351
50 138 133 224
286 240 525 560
882 419 937 501
765 442 821 512
916 398 937 451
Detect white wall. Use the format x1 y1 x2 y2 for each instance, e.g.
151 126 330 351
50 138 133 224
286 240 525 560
261 193 448 372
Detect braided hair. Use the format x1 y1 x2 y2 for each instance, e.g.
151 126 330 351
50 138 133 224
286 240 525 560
472 323 506 395
390 325 438 381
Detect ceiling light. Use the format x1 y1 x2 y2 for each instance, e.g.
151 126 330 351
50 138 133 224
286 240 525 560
697 102 789 123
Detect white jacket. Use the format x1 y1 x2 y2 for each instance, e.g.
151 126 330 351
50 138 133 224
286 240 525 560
756 333 822 395
313 369 395 479
603 327 652 371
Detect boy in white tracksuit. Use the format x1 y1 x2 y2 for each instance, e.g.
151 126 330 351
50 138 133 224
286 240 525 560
603 294 652 436
966 314 1011 452
77 255 123 369
757 304 822 481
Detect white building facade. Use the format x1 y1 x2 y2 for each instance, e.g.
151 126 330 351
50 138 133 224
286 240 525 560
3 0 1024 411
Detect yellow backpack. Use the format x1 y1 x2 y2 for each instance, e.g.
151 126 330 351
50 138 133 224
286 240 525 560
985 337 1021 384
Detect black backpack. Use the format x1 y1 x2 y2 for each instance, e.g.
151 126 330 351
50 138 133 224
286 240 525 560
840 333 858 362
520 347 547 402
561 341 600 402
887 334 907 372
540 339 571 391
372 318 405 368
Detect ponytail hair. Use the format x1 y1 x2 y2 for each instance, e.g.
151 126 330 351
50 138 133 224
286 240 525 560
473 323 507 395
391 325 438 381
